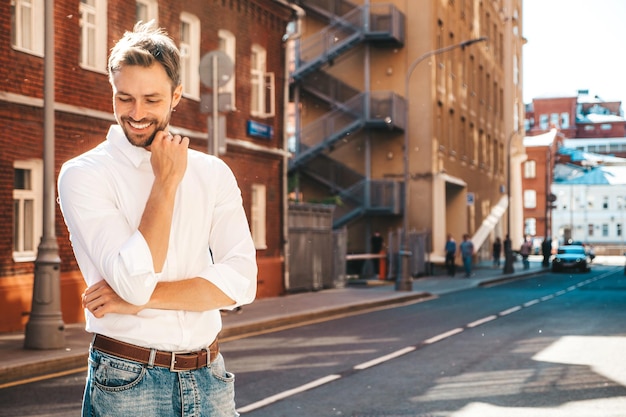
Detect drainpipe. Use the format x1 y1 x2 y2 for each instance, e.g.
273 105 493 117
272 0 305 291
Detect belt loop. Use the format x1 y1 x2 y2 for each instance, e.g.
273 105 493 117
148 348 157 368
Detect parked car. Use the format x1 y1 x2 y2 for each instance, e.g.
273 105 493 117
551 245 592 272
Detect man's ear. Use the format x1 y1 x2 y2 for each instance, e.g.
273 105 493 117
172 84 183 108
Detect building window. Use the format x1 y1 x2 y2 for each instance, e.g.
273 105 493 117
539 114 549 129
13 160 43 262
218 29 236 111
588 224 594 237
560 112 570 128
251 184 267 250
602 224 609 237
550 113 559 128
11 0 44 56
524 189 537 209
180 13 200 99
601 123 612 131
618 223 622 237
250 44 275 118
523 160 536 178
524 218 536 236
136 0 158 23
603 196 609 209
80 0 107 72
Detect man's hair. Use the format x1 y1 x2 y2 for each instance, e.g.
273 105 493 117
108 20 181 90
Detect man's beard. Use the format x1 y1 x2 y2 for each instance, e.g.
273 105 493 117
120 112 171 148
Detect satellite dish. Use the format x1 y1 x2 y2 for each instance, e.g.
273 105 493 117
199 50 234 88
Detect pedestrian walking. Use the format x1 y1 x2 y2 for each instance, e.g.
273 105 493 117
492 237 502 267
459 234 474 277
57 21 257 417
444 234 457 276
520 236 532 269
541 237 552 267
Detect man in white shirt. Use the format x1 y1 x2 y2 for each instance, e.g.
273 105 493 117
57 21 257 417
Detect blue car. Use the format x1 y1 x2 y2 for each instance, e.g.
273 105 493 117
551 245 591 273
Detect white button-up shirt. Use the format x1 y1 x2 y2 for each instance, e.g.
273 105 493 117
58 125 257 351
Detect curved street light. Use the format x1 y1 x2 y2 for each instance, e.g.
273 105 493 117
396 36 488 291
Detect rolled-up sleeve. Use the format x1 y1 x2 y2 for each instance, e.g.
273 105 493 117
58 160 159 306
199 159 257 307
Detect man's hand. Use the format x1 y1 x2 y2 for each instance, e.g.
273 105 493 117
149 129 189 189
82 280 143 318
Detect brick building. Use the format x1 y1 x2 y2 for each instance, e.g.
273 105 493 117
0 0 293 332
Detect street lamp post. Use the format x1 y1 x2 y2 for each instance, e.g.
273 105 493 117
24 0 65 349
503 130 518 274
396 37 487 291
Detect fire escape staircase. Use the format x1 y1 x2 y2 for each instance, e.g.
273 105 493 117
290 0 407 227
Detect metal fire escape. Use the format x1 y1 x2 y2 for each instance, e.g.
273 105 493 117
290 0 407 228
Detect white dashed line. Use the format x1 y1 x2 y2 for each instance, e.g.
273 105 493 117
424 327 464 344
499 306 522 316
523 299 540 307
467 315 498 328
354 346 417 370
236 374 342 413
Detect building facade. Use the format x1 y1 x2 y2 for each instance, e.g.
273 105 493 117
0 0 293 332
552 165 626 254
289 0 526 266
522 90 626 252
521 129 561 246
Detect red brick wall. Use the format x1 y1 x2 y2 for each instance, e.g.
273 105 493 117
0 0 292 331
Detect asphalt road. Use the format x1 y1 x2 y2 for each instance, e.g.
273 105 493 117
2 265 626 417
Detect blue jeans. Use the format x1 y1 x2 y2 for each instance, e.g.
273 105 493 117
82 347 238 417
462 255 472 276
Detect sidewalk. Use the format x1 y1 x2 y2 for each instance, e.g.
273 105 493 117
0 259 547 387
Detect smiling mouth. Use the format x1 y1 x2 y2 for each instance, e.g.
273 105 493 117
128 120 152 130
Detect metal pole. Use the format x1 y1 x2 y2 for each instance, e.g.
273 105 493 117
24 0 65 349
503 130 518 274
396 37 487 291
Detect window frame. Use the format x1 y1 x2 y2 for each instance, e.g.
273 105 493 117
250 44 275 118
523 189 537 209
179 12 200 100
79 0 108 73
11 0 44 56
13 159 43 262
136 0 158 24
523 160 536 179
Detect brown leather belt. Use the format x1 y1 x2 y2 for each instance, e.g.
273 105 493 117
93 334 219 372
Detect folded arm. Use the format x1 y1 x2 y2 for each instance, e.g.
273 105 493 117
83 278 235 318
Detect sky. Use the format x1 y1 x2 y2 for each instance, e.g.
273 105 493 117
522 0 626 105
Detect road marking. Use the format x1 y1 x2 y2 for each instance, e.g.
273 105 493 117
523 299 540 307
424 328 464 344
236 374 342 413
467 315 498 328
499 306 522 316
354 346 416 370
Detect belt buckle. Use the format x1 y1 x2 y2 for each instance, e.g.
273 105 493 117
170 351 189 372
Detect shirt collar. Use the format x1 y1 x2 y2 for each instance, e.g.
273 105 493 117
107 125 151 168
